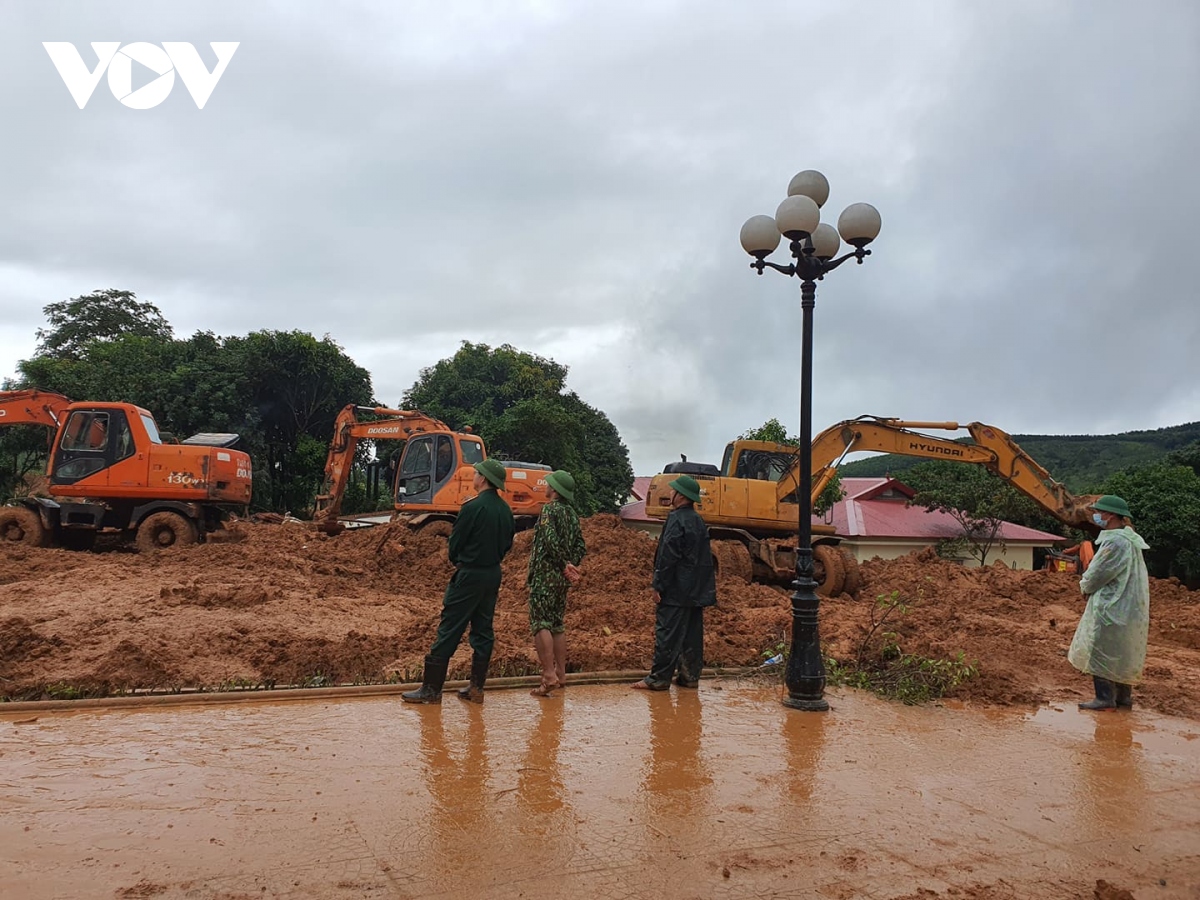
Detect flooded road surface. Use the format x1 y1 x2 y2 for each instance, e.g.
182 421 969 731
2 683 1198 899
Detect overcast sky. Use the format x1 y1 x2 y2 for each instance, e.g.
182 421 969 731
2 1 1197 475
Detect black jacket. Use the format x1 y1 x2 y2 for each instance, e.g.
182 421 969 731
652 505 717 607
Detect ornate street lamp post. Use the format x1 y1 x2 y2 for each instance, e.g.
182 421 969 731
740 170 881 711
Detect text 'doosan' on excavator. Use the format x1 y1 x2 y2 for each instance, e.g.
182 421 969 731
0 390 252 551
646 416 1100 596
312 404 552 535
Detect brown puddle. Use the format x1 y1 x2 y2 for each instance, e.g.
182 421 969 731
2 684 1199 899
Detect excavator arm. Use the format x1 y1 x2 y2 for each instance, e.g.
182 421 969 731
312 404 455 528
0 390 73 429
777 416 1097 533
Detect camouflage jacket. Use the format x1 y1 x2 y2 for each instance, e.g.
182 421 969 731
526 500 586 591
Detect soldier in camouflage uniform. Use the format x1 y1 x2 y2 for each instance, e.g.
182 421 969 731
527 470 586 697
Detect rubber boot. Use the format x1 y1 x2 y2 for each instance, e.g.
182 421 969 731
1115 683 1133 710
1078 676 1116 711
402 656 449 704
457 653 490 704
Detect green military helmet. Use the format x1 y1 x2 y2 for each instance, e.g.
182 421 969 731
544 469 576 503
1091 494 1132 519
668 473 703 503
473 458 507 490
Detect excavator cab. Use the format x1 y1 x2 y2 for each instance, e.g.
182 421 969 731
720 441 797 482
52 408 137 485
395 433 480 504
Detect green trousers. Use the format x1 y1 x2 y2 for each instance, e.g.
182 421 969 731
646 604 705 688
428 566 502 661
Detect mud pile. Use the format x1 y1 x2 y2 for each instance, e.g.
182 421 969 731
2 519 1197 716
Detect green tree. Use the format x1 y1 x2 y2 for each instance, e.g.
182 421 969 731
35 289 173 359
223 331 374 513
737 418 846 517
1167 441 1200 478
1100 462 1200 584
738 417 791 445
0 425 50 501
901 462 1054 565
404 342 633 515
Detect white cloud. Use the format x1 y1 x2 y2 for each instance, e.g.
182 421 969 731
2 0 1197 474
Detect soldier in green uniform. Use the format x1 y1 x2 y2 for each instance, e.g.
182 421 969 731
402 458 515 705
632 474 716 691
527 470 586 698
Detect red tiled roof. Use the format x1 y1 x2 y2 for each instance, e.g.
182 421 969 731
619 498 657 524
630 477 653 501
840 477 915 501
829 477 1062 542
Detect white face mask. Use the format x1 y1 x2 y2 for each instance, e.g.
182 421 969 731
1092 512 1108 528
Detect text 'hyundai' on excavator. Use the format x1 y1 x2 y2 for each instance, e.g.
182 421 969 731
0 390 252 551
312 404 552 536
646 416 1100 596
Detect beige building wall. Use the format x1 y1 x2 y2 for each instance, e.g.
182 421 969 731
841 540 1039 571
621 520 663 539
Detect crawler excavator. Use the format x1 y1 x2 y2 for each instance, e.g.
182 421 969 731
312 404 552 535
646 416 1100 596
0 390 252 551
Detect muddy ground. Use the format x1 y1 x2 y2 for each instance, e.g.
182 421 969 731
1 514 1197 716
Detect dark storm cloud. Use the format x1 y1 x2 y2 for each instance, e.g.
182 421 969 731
1 0 1196 474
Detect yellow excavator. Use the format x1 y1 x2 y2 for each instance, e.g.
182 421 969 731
645 416 1099 596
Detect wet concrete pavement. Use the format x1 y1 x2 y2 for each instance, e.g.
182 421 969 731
2 682 1198 899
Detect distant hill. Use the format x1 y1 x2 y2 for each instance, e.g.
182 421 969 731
837 421 1200 492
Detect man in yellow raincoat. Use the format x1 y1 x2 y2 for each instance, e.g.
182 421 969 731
1068 495 1150 711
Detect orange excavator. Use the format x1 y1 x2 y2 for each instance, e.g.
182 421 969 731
0 389 252 551
1044 541 1095 575
646 416 1100 594
312 404 552 535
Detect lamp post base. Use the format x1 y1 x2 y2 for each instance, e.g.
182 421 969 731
782 555 828 712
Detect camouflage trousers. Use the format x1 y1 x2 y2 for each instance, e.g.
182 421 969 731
528 584 568 635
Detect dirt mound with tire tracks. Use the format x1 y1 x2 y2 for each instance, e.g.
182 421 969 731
1 517 1197 716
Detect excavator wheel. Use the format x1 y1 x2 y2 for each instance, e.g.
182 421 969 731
812 544 846 597
0 507 47 548
712 539 753 585
840 548 862 599
136 512 198 553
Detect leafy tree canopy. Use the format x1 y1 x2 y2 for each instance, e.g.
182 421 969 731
1100 462 1200 584
900 462 1060 565
404 342 633 515
1167 440 1200 478
35 289 173 359
738 417 792 445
